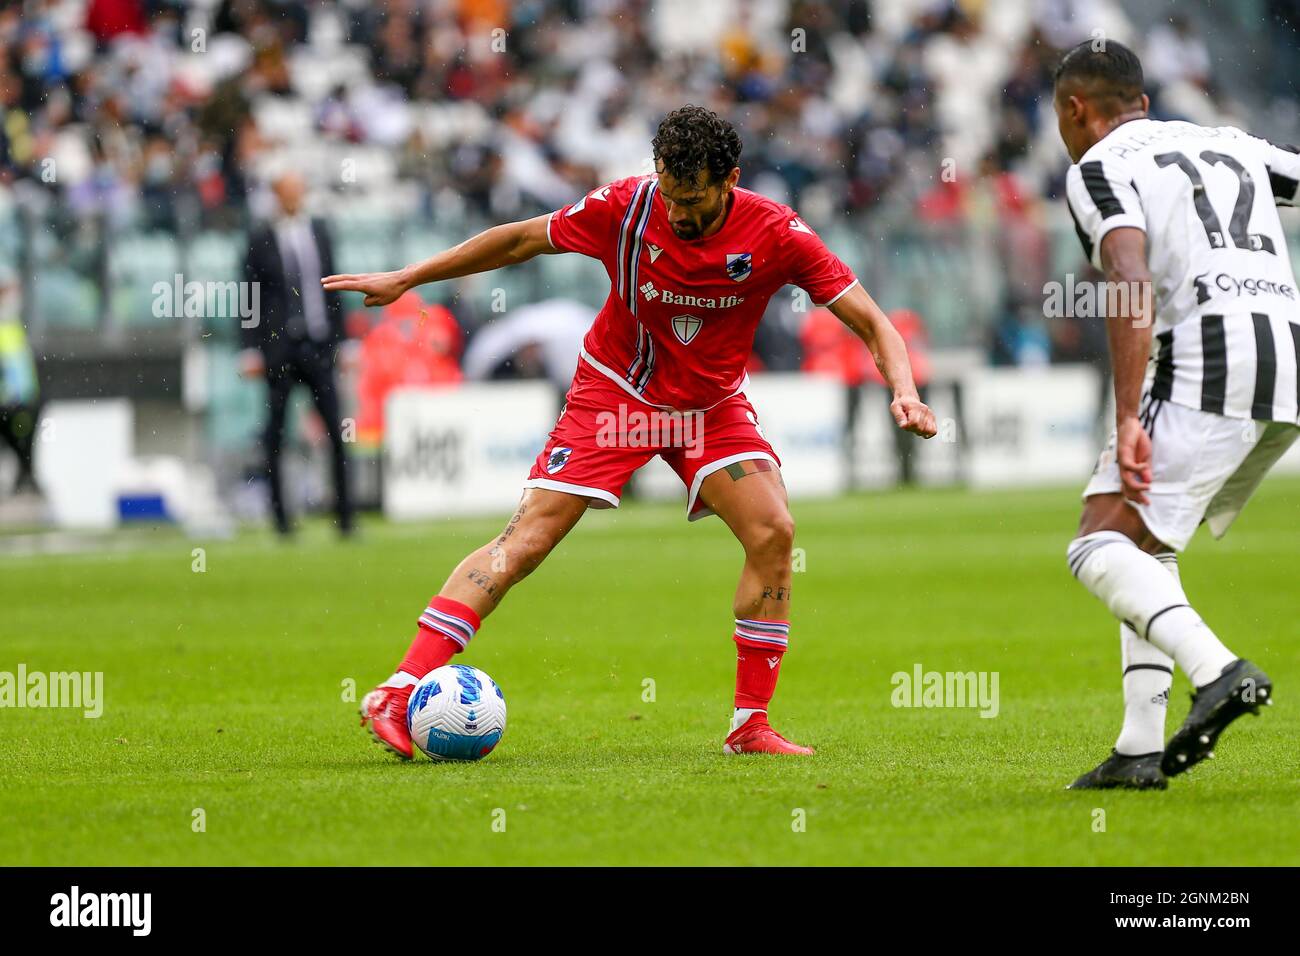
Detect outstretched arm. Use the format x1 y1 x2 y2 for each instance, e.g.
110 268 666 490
829 283 937 437
320 213 558 306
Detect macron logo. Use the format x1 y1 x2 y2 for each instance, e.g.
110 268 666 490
50 886 152 936
788 218 812 234
565 186 611 217
648 243 663 262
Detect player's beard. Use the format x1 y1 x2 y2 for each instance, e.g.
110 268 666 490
671 198 726 241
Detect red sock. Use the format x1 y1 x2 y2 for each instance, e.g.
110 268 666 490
733 618 791 709
398 596 482 679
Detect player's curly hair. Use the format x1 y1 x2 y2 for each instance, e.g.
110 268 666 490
652 105 742 185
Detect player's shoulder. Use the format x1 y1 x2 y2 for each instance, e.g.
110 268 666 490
1151 118 1255 148
567 174 654 214
733 187 821 243
1082 118 1258 169
607 174 657 198
735 186 800 226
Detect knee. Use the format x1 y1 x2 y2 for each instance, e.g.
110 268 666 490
492 523 561 584
512 529 558 576
741 510 796 564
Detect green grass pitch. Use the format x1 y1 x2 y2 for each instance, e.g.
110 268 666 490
2 478 1297 866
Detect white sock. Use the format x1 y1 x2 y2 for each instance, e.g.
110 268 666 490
731 707 764 733
1069 532 1236 687
1115 622 1173 755
382 671 419 689
1114 552 1177 755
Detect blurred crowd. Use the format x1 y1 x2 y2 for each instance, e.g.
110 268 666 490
6 0 1276 222
0 0 1294 370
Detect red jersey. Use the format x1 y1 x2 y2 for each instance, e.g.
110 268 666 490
547 176 858 411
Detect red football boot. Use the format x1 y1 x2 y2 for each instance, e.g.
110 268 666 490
360 684 414 759
722 712 815 755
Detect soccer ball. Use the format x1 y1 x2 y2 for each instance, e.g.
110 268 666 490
406 664 506 761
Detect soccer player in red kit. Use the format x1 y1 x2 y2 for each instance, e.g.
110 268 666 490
324 106 936 757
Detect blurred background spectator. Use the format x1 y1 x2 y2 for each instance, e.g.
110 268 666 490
801 303 932 485
241 168 352 536
0 263 39 499
353 293 462 445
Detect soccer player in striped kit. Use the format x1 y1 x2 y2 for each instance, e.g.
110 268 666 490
324 106 936 758
1053 42 1300 789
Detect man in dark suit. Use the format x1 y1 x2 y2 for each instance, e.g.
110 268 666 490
240 171 354 536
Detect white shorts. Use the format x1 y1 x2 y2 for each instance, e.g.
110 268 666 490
1083 395 1299 552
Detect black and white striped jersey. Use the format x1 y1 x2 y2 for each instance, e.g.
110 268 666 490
1066 118 1300 423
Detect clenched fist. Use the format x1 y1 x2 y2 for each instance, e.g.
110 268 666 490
891 395 938 438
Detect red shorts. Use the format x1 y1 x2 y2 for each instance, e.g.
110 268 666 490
525 358 780 520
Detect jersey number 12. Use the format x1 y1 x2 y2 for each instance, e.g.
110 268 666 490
1154 150 1277 255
